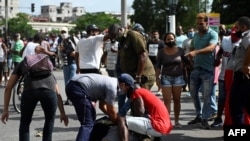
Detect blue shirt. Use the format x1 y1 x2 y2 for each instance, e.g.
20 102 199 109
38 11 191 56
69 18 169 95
193 28 218 71
176 34 188 48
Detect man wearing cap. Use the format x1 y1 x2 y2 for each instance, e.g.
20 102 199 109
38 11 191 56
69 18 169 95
75 24 109 74
65 73 119 141
103 73 172 141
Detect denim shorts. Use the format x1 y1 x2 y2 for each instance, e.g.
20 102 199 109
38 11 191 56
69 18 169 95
161 75 185 87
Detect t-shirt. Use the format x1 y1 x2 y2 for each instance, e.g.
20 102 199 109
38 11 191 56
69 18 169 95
22 42 40 59
12 39 24 63
176 34 188 48
76 35 104 69
156 47 185 76
104 40 119 70
147 40 165 65
119 30 155 77
0 42 5 62
233 30 250 72
219 36 232 80
71 74 118 105
193 28 219 71
130 88 172 134
12 61 57 92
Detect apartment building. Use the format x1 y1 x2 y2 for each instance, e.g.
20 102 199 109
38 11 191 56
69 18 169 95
41 2 85 22
0 0 19 19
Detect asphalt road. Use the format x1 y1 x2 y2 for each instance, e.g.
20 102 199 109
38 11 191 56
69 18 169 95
0 69 224 141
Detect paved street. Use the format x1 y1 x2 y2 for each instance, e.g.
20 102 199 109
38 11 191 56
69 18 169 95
0 69 224 141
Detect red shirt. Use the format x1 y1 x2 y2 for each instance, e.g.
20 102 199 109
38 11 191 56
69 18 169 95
130 88 173 134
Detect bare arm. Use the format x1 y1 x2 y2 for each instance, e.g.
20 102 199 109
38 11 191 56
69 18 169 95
99 100 118 123
35 45 56 56
55 84 68 126
1 74 19 124
75 52 80 73
131 97 145 117
185 43 216 59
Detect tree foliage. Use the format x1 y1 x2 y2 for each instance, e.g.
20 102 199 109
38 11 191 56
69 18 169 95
211 0 250 24
130 0 199 36
73 12 120 33
2 13 36 38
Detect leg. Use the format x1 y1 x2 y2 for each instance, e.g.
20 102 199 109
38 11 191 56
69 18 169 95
66 81 96 141
172 86 182 125
19 90 39 141
161 86 172 114
189 69 202 116
39 89 57 141
118 117 129 141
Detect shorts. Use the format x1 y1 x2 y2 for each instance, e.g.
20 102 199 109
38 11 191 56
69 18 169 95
160 75 185 87
126 116 162 137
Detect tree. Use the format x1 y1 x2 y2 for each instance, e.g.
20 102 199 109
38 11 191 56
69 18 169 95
0 13 36 38
211 0 250 24
130 0 199 36
72 12 120 33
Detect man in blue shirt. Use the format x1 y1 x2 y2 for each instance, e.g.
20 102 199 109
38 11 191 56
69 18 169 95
185 13 219 129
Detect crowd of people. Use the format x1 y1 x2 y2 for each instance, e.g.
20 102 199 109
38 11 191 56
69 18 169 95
1 13 250 141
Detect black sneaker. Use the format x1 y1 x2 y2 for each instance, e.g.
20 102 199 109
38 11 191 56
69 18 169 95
187 115 202 125
64 99 72 105
201 119 211 129
153 137 161 141
208 113 217 121
211 118 223 127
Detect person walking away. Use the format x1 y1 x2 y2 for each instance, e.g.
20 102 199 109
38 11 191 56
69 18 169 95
185 13 219 129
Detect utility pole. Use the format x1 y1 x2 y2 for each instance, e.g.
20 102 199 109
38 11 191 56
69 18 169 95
5 0 8 41
121 0 127 27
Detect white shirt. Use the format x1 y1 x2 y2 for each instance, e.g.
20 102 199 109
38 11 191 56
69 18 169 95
0 42 5 62
76 34 104 69
22 42 40 59
104 40 119 70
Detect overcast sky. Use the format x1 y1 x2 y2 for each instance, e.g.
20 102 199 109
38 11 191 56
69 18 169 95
19 0 134 15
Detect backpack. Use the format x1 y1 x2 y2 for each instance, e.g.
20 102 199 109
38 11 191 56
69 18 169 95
24 54 53 78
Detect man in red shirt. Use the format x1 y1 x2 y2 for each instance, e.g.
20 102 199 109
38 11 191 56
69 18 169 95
117 73 173 141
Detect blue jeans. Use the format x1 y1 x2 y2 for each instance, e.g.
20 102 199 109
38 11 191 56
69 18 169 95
63 63 77 85
66 81 96 141
118 93 131 117
19 89 57 141
190 67 215 120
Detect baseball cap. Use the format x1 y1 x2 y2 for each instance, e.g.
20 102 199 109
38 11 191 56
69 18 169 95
61 27 68 33
118 73 135 89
